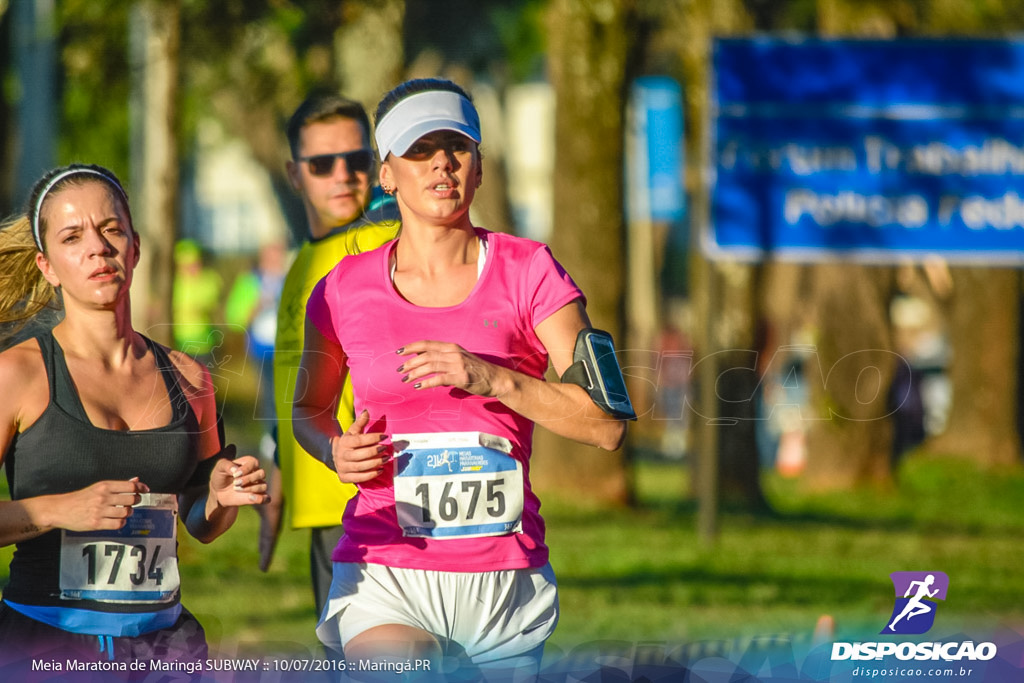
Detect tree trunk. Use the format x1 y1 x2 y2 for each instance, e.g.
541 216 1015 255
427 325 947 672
927 268 1022 467
688 262 770 509
336 0 405 115
790 3 901 491
0 7 10 213
802 264 897 490
466 82 515 235
670 0 767 514
718 264 771 508
12 0 57 204
812 0 1024 478
531 0 637 506
130 0 180 346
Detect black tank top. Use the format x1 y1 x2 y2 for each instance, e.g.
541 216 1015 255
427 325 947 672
2 331 201 611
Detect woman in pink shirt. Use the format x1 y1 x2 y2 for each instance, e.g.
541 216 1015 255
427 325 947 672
295 78 626 681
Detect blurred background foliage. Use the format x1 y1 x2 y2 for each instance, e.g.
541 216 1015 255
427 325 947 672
0 0 1022 556
1 0 1023 663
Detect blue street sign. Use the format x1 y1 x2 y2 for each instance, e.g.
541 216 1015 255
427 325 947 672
710 38 1024 263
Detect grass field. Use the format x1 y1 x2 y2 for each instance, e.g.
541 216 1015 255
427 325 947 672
2 449 1021 664
545 455 1024 652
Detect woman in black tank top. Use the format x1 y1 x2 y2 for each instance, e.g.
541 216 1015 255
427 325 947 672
0 164 270 673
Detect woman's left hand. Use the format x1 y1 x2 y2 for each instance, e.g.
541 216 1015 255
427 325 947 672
397 341 506 398
210 455 270 507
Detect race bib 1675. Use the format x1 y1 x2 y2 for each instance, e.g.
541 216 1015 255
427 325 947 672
392 432 525 540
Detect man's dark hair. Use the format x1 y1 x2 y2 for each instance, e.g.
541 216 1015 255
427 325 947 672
286 92 371 159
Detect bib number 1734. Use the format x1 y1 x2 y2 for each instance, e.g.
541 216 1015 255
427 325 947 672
81 543 165 587
59 493 180 604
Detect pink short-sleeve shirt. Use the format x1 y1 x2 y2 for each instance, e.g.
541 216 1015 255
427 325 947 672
307 229 583 571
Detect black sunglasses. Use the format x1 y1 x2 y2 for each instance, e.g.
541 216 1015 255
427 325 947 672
298 149 374 177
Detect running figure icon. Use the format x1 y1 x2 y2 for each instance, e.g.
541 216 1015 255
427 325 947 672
888 574 939 631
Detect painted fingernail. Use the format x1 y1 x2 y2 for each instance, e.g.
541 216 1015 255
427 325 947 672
377 445 387 454
413 382 422 389
396 363 405 373
401 375 409 383
396 347 405 354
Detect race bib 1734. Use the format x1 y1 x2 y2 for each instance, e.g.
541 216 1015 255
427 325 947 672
59 493 180 604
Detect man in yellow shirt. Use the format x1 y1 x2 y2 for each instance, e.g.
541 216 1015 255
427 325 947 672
260 93 398 619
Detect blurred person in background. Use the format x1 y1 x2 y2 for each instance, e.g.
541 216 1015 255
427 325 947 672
0 164 267 671
655 301 693 459
295 78 629 681
172 238 223 363
260 93 399 628
225 239 289 463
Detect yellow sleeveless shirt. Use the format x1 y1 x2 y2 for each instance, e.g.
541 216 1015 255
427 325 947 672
274 221 399 528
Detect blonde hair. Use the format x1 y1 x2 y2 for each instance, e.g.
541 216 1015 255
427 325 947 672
0 214 59 332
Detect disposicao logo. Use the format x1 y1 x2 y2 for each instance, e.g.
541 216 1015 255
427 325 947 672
882 571 948 635
830 570 998 663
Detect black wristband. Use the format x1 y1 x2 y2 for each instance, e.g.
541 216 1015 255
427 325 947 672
184 444 237 493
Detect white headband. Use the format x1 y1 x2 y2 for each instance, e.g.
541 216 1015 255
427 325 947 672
31 168 129 251
375 90 481 161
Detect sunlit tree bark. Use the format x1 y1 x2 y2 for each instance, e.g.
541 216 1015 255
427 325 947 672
801 264 897 490
673 0 768 512
130 0 180 344
336 0 405 113
531 0 638 505
927 269 1022 467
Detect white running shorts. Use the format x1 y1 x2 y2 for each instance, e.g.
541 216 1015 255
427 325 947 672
316 561 558 667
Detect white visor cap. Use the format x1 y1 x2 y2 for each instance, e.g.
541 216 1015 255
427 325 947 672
375 90 481 161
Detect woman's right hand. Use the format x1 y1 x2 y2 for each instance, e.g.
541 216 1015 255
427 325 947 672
51 477 150 532
329 410 390 484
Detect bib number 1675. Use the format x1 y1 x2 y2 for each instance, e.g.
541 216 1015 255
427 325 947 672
414 478 506 524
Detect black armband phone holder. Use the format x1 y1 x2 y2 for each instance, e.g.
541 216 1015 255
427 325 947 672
560 328 637 421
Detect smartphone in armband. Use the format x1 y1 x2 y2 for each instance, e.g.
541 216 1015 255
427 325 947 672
561 328 637 421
